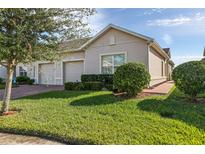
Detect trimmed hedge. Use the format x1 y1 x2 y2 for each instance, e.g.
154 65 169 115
172 61 205 100
64 82 83 90
113 62 150 96
28 79 35 85
65 82 103 91
16 76 35 85
65 75 115 91
82 82 103 90
81 74 113 84
104 84 113 91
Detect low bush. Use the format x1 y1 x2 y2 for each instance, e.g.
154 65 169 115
64 82 83 90
28 79 35 85
172 61 205 101
113 62 150 97
81 74 113 84
16 76 34 85
65 82 103 91
82 82 103 90
104 84 113 91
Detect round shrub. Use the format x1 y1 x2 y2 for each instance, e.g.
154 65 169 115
113 62 150 96
172 61 205 100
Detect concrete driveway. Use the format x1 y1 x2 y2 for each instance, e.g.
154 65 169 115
0 85 64 100
0 133 63 145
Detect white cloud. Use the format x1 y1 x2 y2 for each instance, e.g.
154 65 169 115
162 34 173 45
147 16 191 26
147 13 205 27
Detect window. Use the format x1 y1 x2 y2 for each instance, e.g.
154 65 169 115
161 61 164 76
101 54 125 74
19 66 27 76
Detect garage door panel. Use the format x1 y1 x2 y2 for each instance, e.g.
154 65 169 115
39 63 55 85
64 61 83 82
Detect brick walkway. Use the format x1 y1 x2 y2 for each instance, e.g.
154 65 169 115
0 85 64 100
0 133 63 145
143 81 174 95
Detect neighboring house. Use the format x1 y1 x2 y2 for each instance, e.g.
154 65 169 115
0 24 174 86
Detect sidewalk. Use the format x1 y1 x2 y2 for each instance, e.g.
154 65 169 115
143 81 174 95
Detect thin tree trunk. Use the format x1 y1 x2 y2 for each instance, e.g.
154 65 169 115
1 64 14 113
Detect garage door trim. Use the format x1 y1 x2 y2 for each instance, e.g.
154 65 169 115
63 60 84 83
38 62 55 85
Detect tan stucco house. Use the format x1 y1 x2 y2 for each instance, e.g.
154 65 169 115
0 24 174 86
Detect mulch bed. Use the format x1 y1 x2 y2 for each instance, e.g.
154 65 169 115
1 108 22 116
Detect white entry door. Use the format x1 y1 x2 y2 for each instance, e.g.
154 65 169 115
39 63 55 85
64 61 84 82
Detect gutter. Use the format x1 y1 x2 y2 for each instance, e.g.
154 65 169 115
149 40 170 59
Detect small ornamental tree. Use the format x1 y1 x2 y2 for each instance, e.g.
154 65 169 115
113 62 150 97
0 8 96 114
172 61 205 101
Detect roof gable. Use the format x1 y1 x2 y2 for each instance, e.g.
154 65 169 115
81 24 153 49
57 24 172 61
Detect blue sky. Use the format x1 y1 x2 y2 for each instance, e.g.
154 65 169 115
88 8 205 66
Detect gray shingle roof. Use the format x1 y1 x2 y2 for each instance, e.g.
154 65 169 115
163 48 171 58
59 37 92 52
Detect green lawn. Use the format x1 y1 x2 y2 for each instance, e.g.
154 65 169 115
0 87 205 144
0 84 19 89
0 84 5 89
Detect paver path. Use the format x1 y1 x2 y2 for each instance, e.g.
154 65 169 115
0 85 64 100
0 133 63 145
143 81 174 95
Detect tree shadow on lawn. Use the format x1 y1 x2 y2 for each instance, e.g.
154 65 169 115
18 91 92 100
137 88 205 130
0 127 96 145
70 93 122 106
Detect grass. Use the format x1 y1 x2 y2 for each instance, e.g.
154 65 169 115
0 84 4 89
0 87 205 144
0 84 19 89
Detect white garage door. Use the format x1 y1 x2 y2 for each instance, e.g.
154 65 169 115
64 61 84 82
39 63 55 85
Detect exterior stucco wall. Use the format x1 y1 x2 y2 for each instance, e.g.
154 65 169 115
27 51 85 85
13 27 172 87
84 28 148 74
149 47 167 86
